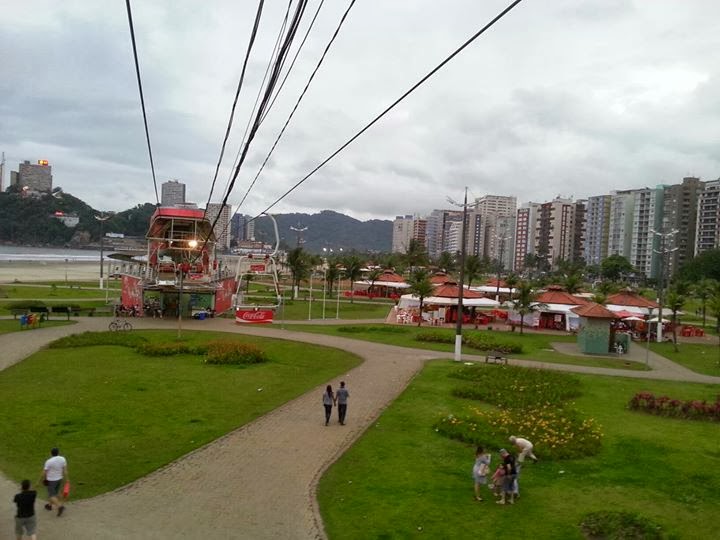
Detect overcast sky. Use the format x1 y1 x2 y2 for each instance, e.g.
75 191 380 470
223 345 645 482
2 0 720 221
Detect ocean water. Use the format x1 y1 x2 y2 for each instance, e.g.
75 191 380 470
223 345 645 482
0 245 102 262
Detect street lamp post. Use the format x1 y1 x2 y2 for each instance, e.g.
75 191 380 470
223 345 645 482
448 187 470 362
651 228 678 343
95 212 112 289
494 233 511 302
308 270 313 321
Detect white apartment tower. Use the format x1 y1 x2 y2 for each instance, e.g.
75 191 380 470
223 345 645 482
696 179 720 255
161 180 186 206
205 203 232 250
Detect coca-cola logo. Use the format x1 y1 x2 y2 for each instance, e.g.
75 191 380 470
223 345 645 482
236 309 273 323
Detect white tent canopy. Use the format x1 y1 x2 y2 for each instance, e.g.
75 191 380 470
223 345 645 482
470 286 516 295
354 280 410 289
398 294 499 309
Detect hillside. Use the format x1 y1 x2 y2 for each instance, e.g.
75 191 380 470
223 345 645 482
253 210 392 253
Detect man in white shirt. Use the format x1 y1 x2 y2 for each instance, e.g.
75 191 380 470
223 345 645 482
41 447 69 516
509 436 538 463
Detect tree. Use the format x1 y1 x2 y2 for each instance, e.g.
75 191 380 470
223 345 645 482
677 248 720 282
707 292 720 367
408 269 434 327
404 238 428 270
693 278 718 328
504 273 519 299
242 272 254 293
342 255 363 303
601 254 634 282
366 268 382 296
665 285 686 352
286 247 310 299
464 255 482 287
325 264 340 297
511 282 545 334
562 273 583 294
436 251 456 274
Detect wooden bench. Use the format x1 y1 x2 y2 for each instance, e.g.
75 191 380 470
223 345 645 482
485 350 508 365
29 306 50 321
11 308 26 320
51 306 72 320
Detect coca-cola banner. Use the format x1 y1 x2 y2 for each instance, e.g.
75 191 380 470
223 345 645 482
235 309 274 324
214 277 236 314
121 275 143 313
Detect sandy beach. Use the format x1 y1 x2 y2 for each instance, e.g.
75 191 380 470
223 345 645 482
0 260 103 283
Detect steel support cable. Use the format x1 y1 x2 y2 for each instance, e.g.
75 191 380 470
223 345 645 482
219 0 294 208
260 0 326 124
234 0 356 213
125 0 160 205
204 0 309 250
203 0 266 219
253 0 525 220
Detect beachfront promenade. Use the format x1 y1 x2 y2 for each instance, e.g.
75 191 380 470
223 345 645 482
1 317 718 539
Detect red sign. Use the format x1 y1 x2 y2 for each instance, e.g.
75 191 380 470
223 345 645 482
249 264 266 272
214 277 236 314
121 275 143 314
235 309 274 324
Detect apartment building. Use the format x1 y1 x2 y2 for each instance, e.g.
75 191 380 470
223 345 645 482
584 195 611 265
662 177 704 276
696 179 720 255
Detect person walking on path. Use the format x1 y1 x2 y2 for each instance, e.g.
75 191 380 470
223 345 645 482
322 385 335 426
41 448 68 516
335 381 350 425
13 479 37 540
472 446 491 501
497 448 517 505
509 435 538 463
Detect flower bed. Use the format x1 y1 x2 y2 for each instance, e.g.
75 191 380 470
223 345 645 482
435 364 602 460
629 392 720 422
450 364 581 408
204 340 269 365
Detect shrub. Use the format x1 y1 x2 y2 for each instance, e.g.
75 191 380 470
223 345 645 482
629 392 720 422
580 510 670 539
7 300 46 310
435 405 603 460
136 342 209 357
415 330 453 343
450 364 581 408
462 332 523 354
49 331 148 349
415 330 523 354
204 340 269 365
338 325 410 334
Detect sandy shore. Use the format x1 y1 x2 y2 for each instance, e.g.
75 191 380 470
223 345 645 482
0 261 103 283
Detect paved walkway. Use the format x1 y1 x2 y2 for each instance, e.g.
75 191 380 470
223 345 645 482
1 318 719 539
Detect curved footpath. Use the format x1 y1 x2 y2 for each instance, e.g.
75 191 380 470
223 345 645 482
1 318 719 539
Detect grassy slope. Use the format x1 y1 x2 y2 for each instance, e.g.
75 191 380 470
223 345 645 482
650 341 720 376
0 330 360 498
318 361 719 539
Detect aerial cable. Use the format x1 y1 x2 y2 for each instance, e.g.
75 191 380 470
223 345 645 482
203 0 309 250
203 0 265 219
125 0 160 206
260 0 326 124
235 0 355 212
254 0 525 219
219 0 294 208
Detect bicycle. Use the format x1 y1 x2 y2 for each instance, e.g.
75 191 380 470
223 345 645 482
108 318 133 332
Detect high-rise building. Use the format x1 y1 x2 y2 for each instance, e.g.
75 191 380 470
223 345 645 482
0 152 5 192
468 195 517 261
205 203 232 250
10 160 53 191
629 187 664 278
513 202 540 271
662 177 704 277
161 180 186 206
696 179 720 255
534 197 582 269
608 190 635 260
584 195 611 265
392 215 415 253
425 209 463 259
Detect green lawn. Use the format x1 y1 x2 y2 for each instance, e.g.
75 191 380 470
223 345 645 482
318 361 719 539
0 319 74 335
275 299 392 321
650 341 720 376
284 324 648 371
0 330 360 498
0 284 117 300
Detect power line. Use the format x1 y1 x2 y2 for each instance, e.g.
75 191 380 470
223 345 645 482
255 0 525 219
235 0 355 212
218 0 294 210
203 0 266 218
204 0 309 250
124 0 160 206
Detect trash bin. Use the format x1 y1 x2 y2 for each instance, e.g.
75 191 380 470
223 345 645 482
198 312 206 320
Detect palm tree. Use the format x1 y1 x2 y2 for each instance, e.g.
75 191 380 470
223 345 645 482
665 285 686 353
408 269 434 327
342 255 363 304
562 273 583 294
464 255 482 287
511 281 545 334
404 238 428 270
504 273 519 300
243 272 254 293
437 251 456 274
366 268 383 296
286 247 310 300
325 265 339 297
693 278 717 328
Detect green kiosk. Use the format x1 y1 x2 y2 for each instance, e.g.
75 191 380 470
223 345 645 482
572 303 621 355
